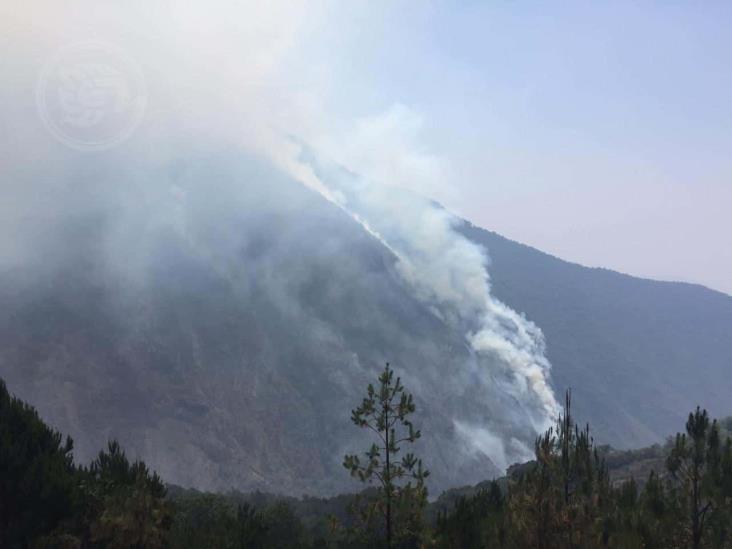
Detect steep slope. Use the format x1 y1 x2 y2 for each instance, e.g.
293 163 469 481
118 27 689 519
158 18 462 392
1 150 730 496
0 153 503 495
461 224 732 448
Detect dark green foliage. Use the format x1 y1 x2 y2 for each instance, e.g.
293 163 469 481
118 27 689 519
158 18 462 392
82 441 172 548
0 379 79 548
4 372 732 548
168 490 311 548
434 397 732 548
435 481 505 548
260 501 308 548
502 390 612 548
0 378 171 548
89 441 166 499
666 408 732 549
168 493 269 548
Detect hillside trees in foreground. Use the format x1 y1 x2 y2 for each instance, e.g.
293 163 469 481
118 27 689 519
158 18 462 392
0 378 171 548
81 441 173 548
0 379 79 547
435 392 732 548
3 371 732 548
667 407 732 549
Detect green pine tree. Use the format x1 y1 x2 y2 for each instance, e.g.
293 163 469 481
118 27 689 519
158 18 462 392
0 378 79 548
667 407 728 549
344 363 429 548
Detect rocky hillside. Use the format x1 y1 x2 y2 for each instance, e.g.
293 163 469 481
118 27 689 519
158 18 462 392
1 151 730 495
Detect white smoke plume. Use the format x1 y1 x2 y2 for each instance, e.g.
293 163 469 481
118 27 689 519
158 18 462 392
294 149 560 466
2 1 560 475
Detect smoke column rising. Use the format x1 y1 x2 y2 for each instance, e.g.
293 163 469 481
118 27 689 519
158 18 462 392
295 149 560 468
1 0 561 475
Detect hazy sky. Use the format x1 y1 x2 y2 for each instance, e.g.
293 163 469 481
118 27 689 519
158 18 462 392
2 1 731 294
307 2 732 295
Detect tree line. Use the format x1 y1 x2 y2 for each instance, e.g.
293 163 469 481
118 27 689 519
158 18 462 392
2 364 731 547
435 390 732 548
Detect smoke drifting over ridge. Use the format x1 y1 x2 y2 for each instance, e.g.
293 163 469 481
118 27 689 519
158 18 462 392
298 151 559 467
1 2 560 483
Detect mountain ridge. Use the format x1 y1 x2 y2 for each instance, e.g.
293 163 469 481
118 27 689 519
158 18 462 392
1 153 730 496
472 225 730 299
460 221 732 449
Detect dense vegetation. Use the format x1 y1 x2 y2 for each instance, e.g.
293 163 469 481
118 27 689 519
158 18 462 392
434 392 732 548
2 371 731 547
0 378 172 548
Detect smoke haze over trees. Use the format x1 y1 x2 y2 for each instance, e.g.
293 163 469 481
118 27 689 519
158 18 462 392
4 376 732 547
2 6 732 547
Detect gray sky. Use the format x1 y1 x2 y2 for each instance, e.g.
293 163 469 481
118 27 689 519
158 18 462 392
3 1 731 294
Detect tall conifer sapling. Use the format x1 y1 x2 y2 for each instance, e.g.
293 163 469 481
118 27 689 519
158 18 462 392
344 363 429 548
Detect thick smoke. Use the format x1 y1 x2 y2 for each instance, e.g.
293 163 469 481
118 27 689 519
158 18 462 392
1 1 560 483
296 151 560 467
